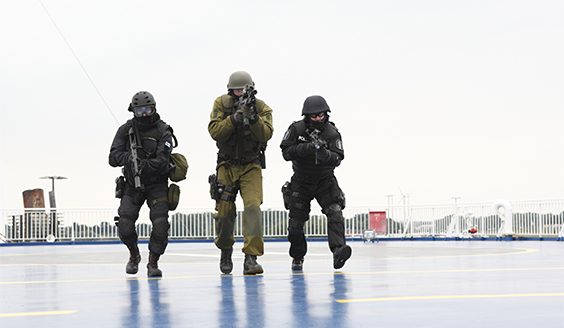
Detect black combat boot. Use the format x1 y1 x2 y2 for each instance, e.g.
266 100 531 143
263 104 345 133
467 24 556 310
220 248 233 274
333 245 352 269
243 254 264 275
147 251 163 277
125 245 141 274
292 258 304 271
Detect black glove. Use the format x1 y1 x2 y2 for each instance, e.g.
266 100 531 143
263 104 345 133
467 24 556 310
316 147 332 162
125 154 144 175
296 142 315 157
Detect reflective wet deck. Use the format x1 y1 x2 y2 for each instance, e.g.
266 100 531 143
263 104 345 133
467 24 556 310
1 240 563 327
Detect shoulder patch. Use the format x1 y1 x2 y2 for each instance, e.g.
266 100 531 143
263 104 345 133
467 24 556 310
283 128 291 140
336 139 343 150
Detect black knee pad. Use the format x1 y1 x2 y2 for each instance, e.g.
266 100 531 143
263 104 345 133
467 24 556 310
118 217 136 237
152 217 170 238
325 204 344 223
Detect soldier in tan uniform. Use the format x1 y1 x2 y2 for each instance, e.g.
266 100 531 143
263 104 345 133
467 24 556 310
208 71 273 275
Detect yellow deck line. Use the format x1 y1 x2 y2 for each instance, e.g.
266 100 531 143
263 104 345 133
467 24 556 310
0 310 78 317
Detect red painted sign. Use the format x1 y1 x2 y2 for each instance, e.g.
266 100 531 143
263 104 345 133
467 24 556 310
369 211 387 233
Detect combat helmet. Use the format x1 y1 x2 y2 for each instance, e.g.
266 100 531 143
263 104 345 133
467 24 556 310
302 95 331 115
130 91 156 108
227 71 254 90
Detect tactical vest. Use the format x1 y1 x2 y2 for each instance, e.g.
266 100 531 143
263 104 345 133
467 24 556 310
126 119 172 161
216 94 267 165
291 119 342 179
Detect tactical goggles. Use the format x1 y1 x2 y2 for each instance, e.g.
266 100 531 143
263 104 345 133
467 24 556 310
308 112 325 119
134 106 154 117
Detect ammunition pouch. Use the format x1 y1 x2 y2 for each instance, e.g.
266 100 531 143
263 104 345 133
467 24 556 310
208 174 237 202
167 183 180 210
150 183 180 211
115 176 125 199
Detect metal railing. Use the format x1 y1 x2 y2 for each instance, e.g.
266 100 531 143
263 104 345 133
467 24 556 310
1 199 563 243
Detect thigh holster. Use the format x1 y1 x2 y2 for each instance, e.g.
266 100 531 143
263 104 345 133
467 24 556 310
209 174 238 202
282 181 307 210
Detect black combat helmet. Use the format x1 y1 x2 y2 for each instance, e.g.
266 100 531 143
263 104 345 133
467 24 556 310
302 95 331 115
130 91 156 109
128 91 159 124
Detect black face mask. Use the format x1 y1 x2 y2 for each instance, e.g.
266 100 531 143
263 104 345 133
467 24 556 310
306 114 329 129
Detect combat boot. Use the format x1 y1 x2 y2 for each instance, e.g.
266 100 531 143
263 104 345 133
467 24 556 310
292 258 304 271
147 251 163 277
125 245 141 274
333 245 352 269
220 248 233 274
243 254 263 275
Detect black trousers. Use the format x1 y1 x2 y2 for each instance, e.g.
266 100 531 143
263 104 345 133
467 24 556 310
287 174 346 259
118 182 170 254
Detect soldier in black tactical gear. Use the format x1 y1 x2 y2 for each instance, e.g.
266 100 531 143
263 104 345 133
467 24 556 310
280 95 351 271
209 71 273 275
109 91 173 277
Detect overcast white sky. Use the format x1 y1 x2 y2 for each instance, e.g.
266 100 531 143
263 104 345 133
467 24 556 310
1 0 563 211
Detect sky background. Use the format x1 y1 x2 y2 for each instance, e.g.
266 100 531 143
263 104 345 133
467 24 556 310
1 0 563 211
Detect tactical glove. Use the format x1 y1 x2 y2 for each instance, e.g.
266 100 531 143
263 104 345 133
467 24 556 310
315 147 332 162
241 105 258 124
125 155 140 176
230 110 244 126
296 142 315 157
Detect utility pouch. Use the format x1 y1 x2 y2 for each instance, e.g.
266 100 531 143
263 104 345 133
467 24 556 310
149 184 180 210
169 153 188 182
167 183 180 210
282 181 292 210
115 176 125 199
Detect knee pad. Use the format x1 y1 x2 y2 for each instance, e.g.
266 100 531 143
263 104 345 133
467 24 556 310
152 217 170 238
216 214 236 239
288 218 304 235
325 204 344 223
118 217 136 237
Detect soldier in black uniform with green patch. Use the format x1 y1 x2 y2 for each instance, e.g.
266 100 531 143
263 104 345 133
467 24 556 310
208 71 273 275
280 95 351 271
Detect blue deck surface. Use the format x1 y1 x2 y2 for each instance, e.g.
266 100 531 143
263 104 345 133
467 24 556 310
1 240 563 327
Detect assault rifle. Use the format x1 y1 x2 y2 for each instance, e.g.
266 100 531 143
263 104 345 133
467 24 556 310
307 128 327 150
306 128 327 164
238 84 257 128
128 127 144 190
